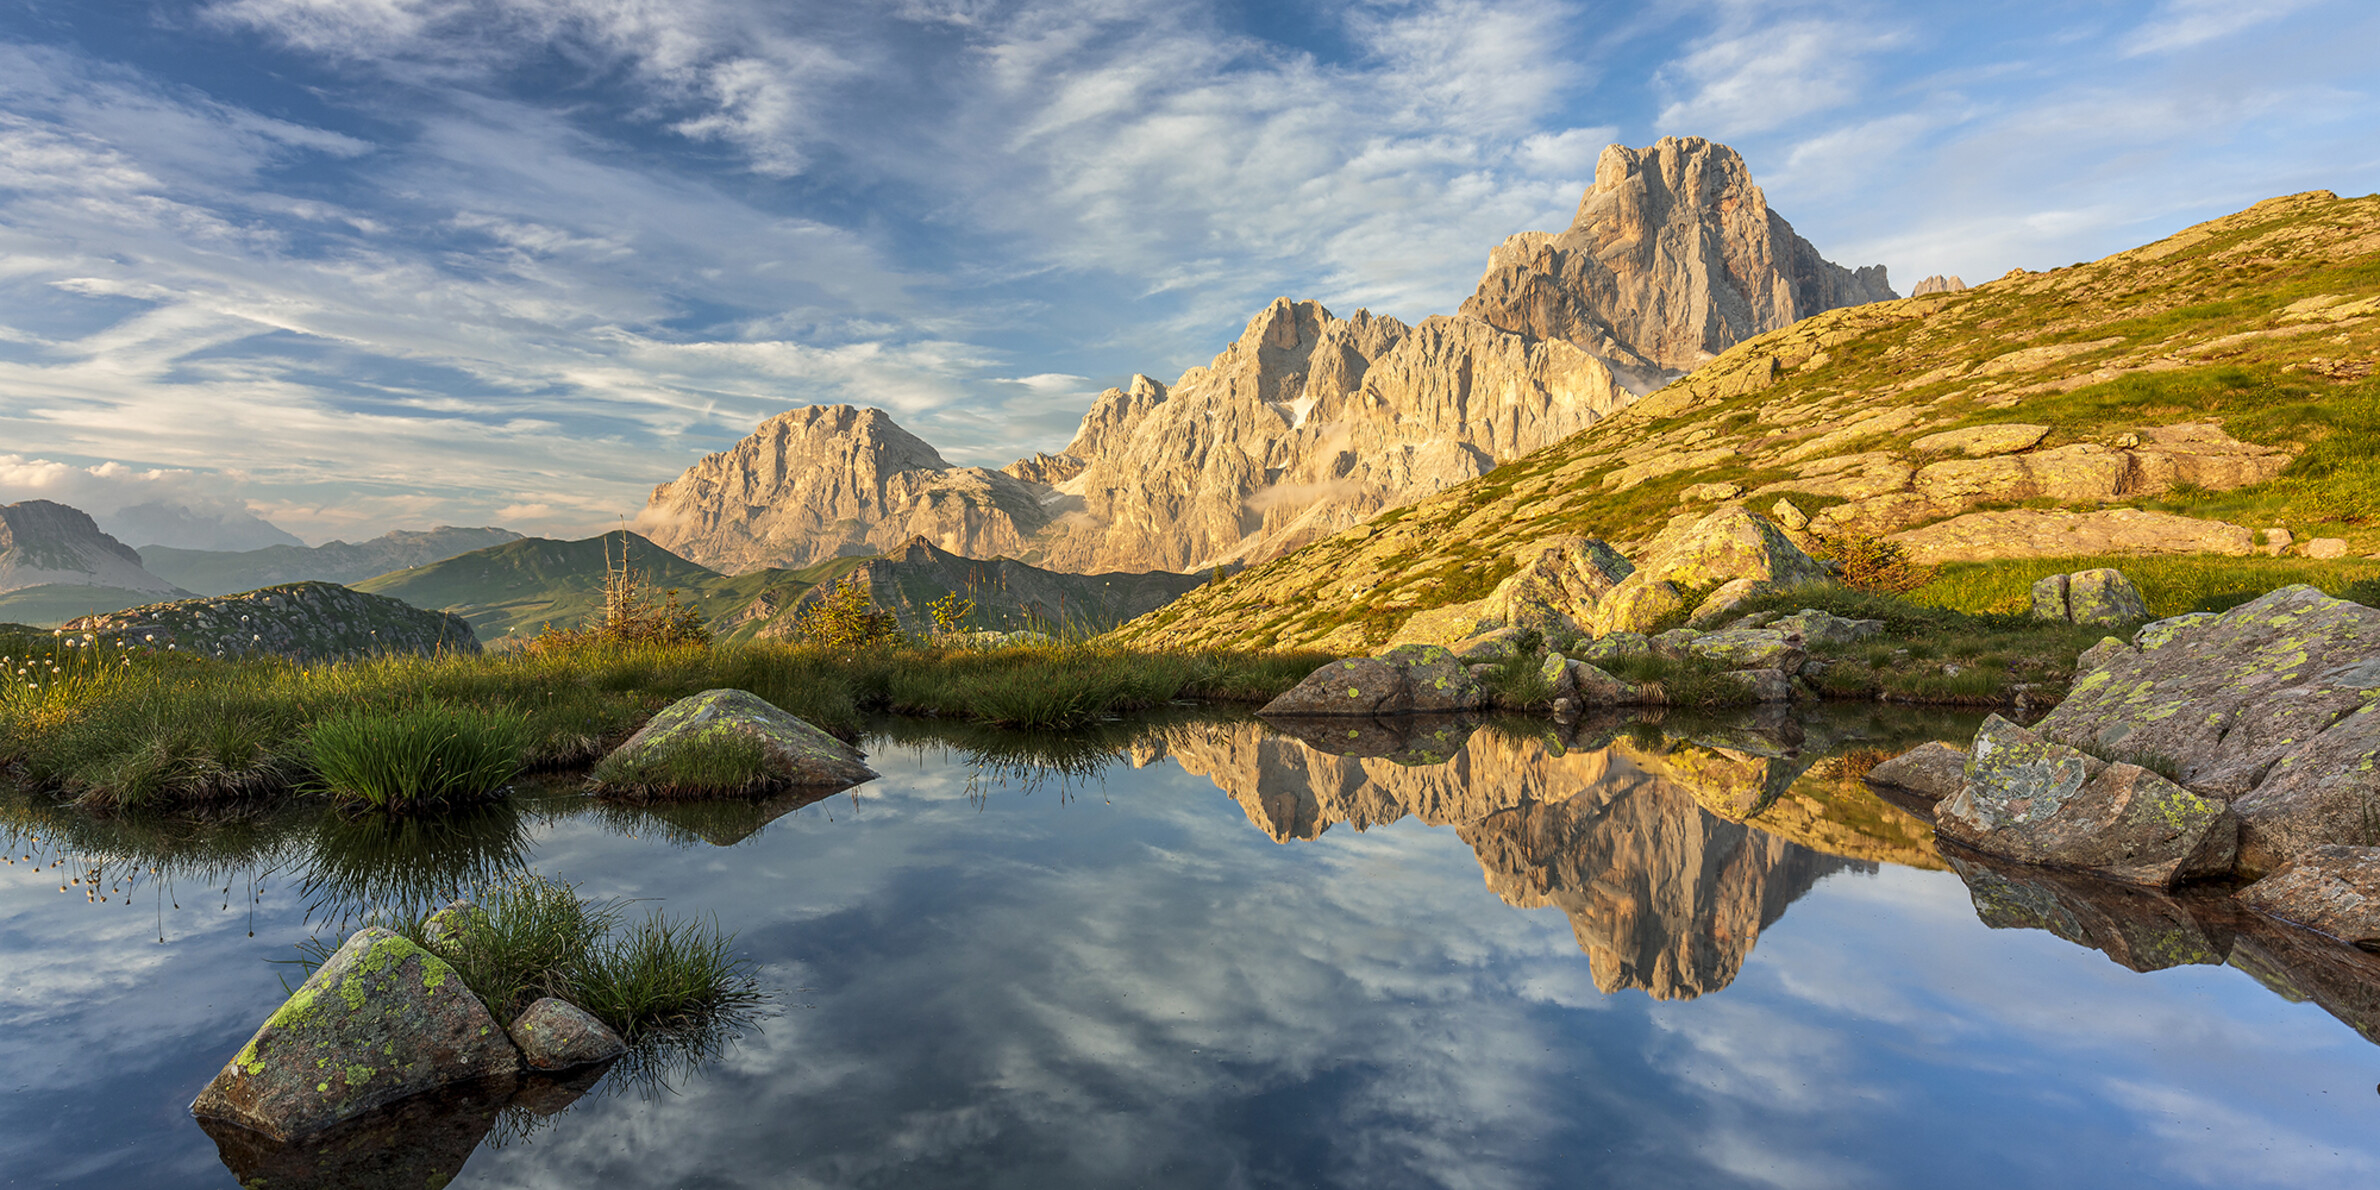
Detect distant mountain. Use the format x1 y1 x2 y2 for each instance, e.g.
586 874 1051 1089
642 136 1893 578
141 526 525 596
355 529 1206 643
109 500 304 552
0 500 187 625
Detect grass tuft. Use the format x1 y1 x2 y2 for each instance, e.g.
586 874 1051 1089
304 702 528 811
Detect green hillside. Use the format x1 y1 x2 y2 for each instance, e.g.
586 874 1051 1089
355 531 856 641
1111 189 2380 653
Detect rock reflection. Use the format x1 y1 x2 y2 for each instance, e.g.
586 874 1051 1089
198 1073 517 1190
1945 845 2380 1044
1155 710 1953 999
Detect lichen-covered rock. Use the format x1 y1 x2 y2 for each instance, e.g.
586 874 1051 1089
190 928 520 1142
1770 608 1884 645
1561 659 1654 706
420 899 480 953
1936 715 2237 887
1450 626 1529 662
1475 536 1634 635
1722 668 1794 702
2239 845 2380 946
2034 585 2380 872
1680 628 1805 672
1580 632 1656 663
2131 612 2216 651
62 581 478 662
1259 645 1487 717
594 689 876 796
2030 568 2147 624
508 998 628 1071
1863 741 1969 803
1587 507 1828 634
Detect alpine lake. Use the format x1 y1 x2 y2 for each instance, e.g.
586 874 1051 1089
6 704 2378 1189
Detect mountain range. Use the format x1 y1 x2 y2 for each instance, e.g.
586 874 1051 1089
640 137 1896 577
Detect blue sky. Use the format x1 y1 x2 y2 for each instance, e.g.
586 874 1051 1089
0 0 2373 545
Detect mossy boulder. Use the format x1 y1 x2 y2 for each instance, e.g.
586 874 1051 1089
1936 715 2237 888
190 927 520 1142
592 688 876 797
1259 644 1486 716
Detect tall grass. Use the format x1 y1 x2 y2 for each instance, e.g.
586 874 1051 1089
1910 554 2380 618
0 636 1328 809
304 703 527 810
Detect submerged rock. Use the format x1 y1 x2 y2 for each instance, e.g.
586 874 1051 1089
2239 846 2380 948
1934 715 2236 888
191 927 520 1142
1259 644 1487 716
509 997 628 1071
594 688 877 796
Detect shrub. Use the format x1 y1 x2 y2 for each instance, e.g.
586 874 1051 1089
1820 532 1938 594
304 702 528 811
792 575 904 651
529 547 708 651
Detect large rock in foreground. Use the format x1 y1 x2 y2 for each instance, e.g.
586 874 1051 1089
2034 585 2380 872
2239 846 2380 947
594 689 877 796
1260 645 1487 716
191 928 520 1141
1934 715 2237 888
63 581 478 661
1587 506 1829 634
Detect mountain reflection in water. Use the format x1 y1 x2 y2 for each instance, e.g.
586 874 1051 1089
7 704 2380 1189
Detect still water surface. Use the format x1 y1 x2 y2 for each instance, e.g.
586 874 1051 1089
3 708 2377 1188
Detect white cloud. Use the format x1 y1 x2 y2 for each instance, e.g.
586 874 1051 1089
2122 0 2329 57
1656 15 1910 138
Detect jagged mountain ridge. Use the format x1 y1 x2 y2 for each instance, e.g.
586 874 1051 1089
1108 189 2380 654
0 500 185 622
642 137 1893 577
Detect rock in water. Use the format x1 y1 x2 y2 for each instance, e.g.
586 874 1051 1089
2033 585 2380 871
2239 846 2380 946
1863 741 1969 804
1935 715 2237 887
508 998 628 1071
190 928 519 1141
1260 644 1487 716
594 689 877 795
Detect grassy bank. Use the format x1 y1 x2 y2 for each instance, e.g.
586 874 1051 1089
1909 554 2380 618
0 634 1328 810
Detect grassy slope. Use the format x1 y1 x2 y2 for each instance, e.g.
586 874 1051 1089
354 531 852 641
1111 190 2380 653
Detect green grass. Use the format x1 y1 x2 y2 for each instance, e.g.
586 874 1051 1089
0 635 1326 808
304 702 528 810
1909 555 2380 617
589 732 776 799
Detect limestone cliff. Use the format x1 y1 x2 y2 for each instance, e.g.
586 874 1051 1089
0 500 180 596
1460 136 1895 375
640 405 1055 573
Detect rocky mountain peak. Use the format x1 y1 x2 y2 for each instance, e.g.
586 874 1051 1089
0 499 179 595
1463 135 1895 376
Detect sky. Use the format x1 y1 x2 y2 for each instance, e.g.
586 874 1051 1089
0 0 2373 547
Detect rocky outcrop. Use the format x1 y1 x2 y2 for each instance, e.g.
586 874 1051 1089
592 689 877 797
1461 136 1896 375
1390 535 1635 645
641 405 1056 572
1910 275 1967 296
191 928 520 1141
1589 506 1830 633
1887 508 2257 565
61 581 478 661
139 526 523 596
1258 644 1488 716
2032 585 2380 873
1863 740 1968 804
0 499 180 595
2031 568 2149 624
1933 715 2237 887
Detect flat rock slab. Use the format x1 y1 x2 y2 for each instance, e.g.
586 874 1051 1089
2239 845 2380 947
191 927 520 1142
509 997 628 1070
1863 740 1969 803
597 688 876 794
1936 715 2237 888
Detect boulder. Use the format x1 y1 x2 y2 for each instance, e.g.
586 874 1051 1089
1886 508 2256 565
1586 507 1826 634
1769 608 1884 645
1934 716 2237 888
2034 585 2380 872
1863 740 1969 803
1450 626 1530 662
2031 568 2147 624
508 998 628 1071
2131 612 2215 651
1561 659 1655 706
191 928 521 1141
1722 668 1795 702
594 689 877 795
1580 631 1656 664
1475 536 1634 635
1678 628 1805 672
2238 846 2380 947
1260 645 1487 716
2304 537 2349 560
